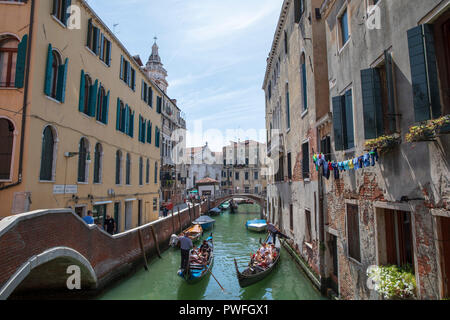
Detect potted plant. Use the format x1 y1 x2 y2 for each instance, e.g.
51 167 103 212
364 133 401 154
367 265 417 300
406 114 450 142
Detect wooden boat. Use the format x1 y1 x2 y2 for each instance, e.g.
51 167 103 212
208 207 221 216
234 233 281 288
169 224 203 248
246 219 267 233
193 215 215 230
178 235 214 284
219 201 230 210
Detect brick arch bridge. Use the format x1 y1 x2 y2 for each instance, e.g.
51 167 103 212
212 194 266 215
0 203 206 299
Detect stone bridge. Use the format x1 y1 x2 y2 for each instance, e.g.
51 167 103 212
0 203 206 300
212 194 266 216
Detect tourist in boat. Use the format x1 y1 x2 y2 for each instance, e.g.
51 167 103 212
179 232 193 273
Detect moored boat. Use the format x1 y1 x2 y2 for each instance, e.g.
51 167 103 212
193 215 215 230
234 233 281 288
219 201 230 210
246 219 267 233
169 224 203 248
178 235 214 284
208 207 221 216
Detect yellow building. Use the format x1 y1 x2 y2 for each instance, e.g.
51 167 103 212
0 0 163 232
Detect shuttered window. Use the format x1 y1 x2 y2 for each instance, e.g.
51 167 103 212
301 53 307 111
146 159 150 184
44 45 68 103
286 84 290 129
302 142 309 179
287 152 292 180
407 24 442 122
147 121 152 144
332 89 354 151
115 150 122 185
126 153 131 185
40 126 55 181
294 0 305 23
0 36 19 88
156 96 162 113
93 143 102 184
77 138 88 183
0 119 14 180
15 34 27 88
347 204 361 262
52 0 71 26
139 157 143 186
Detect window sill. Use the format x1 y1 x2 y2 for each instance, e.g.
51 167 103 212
45 95 62 104
0 179 12 183
301 109 308 119
77 182 89 185
338 38 351 55
0 87 17 90
39 180 55 183
51 15 67 29
0 1 26 5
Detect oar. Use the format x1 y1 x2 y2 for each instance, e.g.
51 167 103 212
207 268 225 292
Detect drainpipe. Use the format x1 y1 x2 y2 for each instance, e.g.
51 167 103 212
0 0 35 191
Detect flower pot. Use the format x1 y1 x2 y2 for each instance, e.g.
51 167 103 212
438 123 450 134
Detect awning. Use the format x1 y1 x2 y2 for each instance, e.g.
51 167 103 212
93 201 113 205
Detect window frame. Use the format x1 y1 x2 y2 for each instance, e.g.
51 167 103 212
39 125 58 182
0 36 19 88
0 117 16 181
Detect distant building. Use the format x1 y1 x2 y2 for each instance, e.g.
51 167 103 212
185 143 223 192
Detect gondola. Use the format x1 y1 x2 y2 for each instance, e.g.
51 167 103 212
178 235 214 284
234 233 281 288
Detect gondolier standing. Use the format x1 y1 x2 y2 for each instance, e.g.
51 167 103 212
267 223 290 243
179 232 193 273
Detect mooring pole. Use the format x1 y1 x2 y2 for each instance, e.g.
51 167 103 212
138 229 149 271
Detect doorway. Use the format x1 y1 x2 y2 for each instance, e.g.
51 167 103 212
125 201 133 230
438 216 450 298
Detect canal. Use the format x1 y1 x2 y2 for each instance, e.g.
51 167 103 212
95 204 327 300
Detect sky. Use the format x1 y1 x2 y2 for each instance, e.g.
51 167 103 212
86 0 282 151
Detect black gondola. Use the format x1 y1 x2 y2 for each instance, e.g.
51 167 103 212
234 233 281 288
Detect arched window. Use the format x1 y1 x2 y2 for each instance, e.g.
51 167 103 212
77 138 89 183
39 126 56 181
50 50 62 99
139 157 143 186
0 36 19 88
301 52 307 111
83 74 92 115
126 153 131 185
93 143 102 184
116 150 122 185
0 118 15 180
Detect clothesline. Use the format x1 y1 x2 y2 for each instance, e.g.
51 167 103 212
312 149 379 180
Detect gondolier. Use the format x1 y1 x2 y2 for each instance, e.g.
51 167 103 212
179 232 193 273
267 223 290 243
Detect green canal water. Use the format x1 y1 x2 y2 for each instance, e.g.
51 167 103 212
96 205 326 300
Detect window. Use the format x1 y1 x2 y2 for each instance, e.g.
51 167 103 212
284 30 288 55
39 126 56 181
302 142 309 179
93 143 102 184
301 53 307 111
235 172 239 180
116 103 134 137
380 209 415 269
125 153 131 185
44 45 68 102
153 198 158 211
0 36 18 88
146 158 150 184
305 210 312 244
339 8 350 48
147 121 152 144
320 136 331 161
294 0 306 23
81 73 92 115
407 24 444 122
154 161 158 184
52 0 70 26
115 150 122 185
92 204 106 229
347 204 361 262
77 138 89 183
285 83 290 129
245 171 249 180
0 118 15 180
155 126 160 148
139 157 143 186
332 89 354 151
156 96 162 113
148 87 153 107
254 171 259 180
95 85 109 124
138 115 147 143
287 152 292 180
361 51 397 139
119 55 135 90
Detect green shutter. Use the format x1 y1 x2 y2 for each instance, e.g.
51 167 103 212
147 122 152 144
88 79 98 117
56 58 68 103
138 115 142 142
407 24 441 122
116 98 121 130
103 90 110 124
384 51 396 133
157 96 162 113
361 68 383 139
130 111 134 137
15 34 28 88
344 90 354 149
142 119 147 142
141 80 144 100
106 40 111 66
100 33 104 59
63 0 72 26
332 96 344 151
87 18 92 47
120 55 124 80
148 87 153 107
286 90 290 129
124 104 130 133
52 0 58 15
79 70 85 112
44 44 53 96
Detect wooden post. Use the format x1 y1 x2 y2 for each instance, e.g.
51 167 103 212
177 208 182 233
138 229 149 271
150 225 162 259
171 208 175 235
188 204 192 224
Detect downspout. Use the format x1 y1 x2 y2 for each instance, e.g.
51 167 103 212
317 127 327 295
0 0 35 191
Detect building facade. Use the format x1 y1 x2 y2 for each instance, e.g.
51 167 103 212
264 0 450 300
222 140 268 196
263 0 330 293
0 0 163 232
